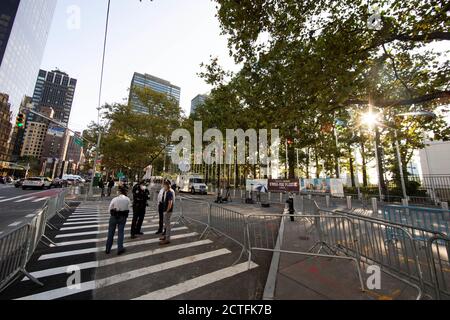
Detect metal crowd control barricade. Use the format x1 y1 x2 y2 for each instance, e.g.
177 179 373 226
207 204 248 263
427 236 450 299
0 225 31 292
324 209 426 299
383 205 450 241
245 213 365 292
178 197 211 233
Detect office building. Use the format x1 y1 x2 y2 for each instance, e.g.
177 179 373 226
129 72 181 114
40 125 70 179
0 94 12 161
0 0 57 116
190 94 208 115
65 132 84 174
21 106 54 158
30 69 77 125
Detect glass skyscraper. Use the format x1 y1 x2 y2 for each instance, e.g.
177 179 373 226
0 0 57 116
129 72 181 114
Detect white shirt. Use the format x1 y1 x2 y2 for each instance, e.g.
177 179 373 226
158 187 176 204
109 194 131 212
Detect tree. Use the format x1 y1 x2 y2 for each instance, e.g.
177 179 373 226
195 1 449 185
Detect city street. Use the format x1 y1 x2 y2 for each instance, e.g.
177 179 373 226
0 198 269 300
0 185 64 234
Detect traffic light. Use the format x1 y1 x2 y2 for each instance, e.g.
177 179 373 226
287 138 294 145
16 113 25 128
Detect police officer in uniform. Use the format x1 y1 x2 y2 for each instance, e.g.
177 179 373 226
131 180 150 238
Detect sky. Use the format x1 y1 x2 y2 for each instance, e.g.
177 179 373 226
40 0 238 133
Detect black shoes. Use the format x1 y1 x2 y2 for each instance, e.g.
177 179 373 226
130 234 137 239
105 249 111 254
155 230 163 235
137 232 144 235
118 249 126 256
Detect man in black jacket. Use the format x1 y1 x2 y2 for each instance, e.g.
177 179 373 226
131 180 150 238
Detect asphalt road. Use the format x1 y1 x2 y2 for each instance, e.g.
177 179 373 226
0 184 64 234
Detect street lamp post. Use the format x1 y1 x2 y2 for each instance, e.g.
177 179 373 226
394 129 408 200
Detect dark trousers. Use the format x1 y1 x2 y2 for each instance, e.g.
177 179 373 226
289 210 295 222
158 203 164 233
131 205 146 235
106 215 127 251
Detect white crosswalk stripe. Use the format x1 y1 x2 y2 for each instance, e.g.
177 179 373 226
8 203 259 300
17 249 232 300
23 240 213 281
52 227 189 247
55 222 177 238
40 232 199 260
32 197 49 203
134 262 258 300
15 197 36 203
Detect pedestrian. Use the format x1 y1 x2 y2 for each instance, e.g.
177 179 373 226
131 180 150 239
160 180 174 245
107 177 115 197
105 186 130 255
286 192 295 222
98 178 105 197
156 181 166 235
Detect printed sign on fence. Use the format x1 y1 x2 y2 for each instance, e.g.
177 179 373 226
246 179 269 193
268 179 300 193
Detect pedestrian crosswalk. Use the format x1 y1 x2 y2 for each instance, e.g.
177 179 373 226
4 202 259 300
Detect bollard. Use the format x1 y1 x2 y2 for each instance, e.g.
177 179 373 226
308 194 312 200
279 193 283 203
346 196 352 210
371 198 378 216
268 192 271 201
325 195 331 208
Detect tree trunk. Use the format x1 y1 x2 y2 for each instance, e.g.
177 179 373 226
349 149 355 187
360 141 368 187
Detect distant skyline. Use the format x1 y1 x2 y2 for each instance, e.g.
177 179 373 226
40 0 238 132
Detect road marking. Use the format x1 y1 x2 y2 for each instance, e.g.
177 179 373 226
15 197 36 203
19 249 230 300
134 262 258 300
25 214 35 218
23 240 213 280
52 227 188 247
8 221 23 227
55 222 177 238
60 220 156 231
0 195 26 203
40 232 199 260
32 197 49 203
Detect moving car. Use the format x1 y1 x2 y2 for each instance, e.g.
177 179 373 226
22 177 53 190
62 174 86 185
14 178 24 188
52 178 67 188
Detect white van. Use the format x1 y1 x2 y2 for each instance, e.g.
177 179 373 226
177 174 208 195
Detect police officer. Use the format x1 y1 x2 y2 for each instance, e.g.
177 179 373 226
131 180 150 238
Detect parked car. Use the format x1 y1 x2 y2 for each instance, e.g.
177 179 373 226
14 178 25 188
22 177 53 190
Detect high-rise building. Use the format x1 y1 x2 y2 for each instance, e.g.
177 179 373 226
0 94 12 161
0 0 57 116
190 94 208 115
66 132 84 174
30 69 77 125
21 106 54 158
129 72 181 114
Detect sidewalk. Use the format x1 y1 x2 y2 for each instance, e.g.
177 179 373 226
271 218 420 300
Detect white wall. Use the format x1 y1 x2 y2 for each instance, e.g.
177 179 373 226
419 141 450 175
